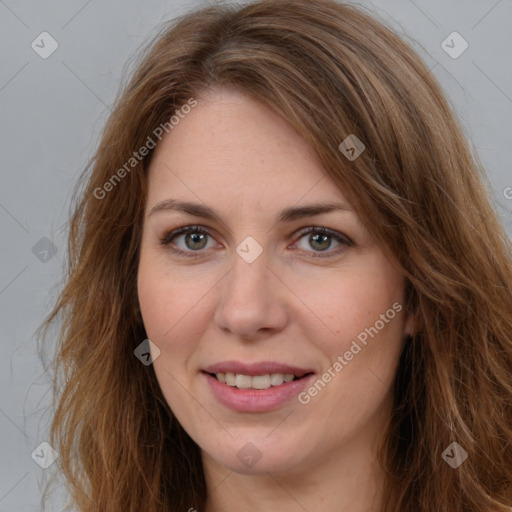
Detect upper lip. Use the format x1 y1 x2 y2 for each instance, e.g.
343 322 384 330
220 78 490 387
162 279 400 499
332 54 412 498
202 360 314 377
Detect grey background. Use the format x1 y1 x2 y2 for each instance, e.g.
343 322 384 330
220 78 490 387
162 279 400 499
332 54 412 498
1 0 511 510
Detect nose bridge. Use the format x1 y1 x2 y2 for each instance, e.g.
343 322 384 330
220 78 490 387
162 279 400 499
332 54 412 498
214 244 287 336
226 246 273 310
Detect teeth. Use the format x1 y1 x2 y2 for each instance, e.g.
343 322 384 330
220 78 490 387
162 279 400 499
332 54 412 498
252 375 271 389
235 374 252 389
215 372 298 389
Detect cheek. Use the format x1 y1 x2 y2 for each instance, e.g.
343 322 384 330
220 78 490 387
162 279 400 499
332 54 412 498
137 237 216 330
289 256 405 353
137 251 204 363
137 262 205 416
301 265 406 412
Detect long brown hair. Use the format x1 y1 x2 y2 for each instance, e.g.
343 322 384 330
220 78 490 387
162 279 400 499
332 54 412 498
38 1 512 510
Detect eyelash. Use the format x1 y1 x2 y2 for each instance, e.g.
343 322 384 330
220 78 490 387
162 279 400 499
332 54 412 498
159 225 354 259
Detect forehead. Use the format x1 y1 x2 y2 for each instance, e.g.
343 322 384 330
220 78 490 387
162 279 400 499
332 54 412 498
146 88 350 214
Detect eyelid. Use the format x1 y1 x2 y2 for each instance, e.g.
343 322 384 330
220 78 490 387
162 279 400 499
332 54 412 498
160 225 218 259
160 224 354 258
290 226 353 258
293 225 354 246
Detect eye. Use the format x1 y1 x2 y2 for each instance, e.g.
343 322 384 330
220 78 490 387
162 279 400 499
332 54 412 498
160 225 354 259
292 226 353 258
160 225 218 258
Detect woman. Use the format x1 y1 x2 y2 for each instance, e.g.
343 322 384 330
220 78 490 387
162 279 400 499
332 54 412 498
39 0 512 510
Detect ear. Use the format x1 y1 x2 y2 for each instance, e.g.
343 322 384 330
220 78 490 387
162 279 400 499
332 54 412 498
401 279 419 338
403 309 419 338
133 281 142 317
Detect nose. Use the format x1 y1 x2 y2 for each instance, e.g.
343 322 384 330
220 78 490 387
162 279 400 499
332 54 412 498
213 249 289 339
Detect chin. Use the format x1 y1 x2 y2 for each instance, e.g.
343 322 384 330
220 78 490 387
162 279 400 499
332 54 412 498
201 433 306 476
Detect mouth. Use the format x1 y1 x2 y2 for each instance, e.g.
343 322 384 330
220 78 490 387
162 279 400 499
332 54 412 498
204 371 314 390
201 361 316 411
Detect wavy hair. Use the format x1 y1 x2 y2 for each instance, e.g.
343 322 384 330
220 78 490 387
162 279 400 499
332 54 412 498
39 0 512 510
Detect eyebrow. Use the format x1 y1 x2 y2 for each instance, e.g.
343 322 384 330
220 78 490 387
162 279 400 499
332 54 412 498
147 199 353 224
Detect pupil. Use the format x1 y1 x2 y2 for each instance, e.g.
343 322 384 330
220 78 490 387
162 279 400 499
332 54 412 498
311 233 330 251
186 232 207 250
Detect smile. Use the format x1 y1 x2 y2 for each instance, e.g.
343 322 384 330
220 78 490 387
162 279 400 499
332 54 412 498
202 370 315 412
209 371 308 389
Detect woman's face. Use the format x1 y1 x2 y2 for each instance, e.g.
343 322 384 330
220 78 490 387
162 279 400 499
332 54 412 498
137 87 413 476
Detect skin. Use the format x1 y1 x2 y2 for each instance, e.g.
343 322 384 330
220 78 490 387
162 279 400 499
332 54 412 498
137 87 415 512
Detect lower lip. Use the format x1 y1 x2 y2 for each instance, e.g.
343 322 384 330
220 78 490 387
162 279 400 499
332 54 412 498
202 372 315 412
